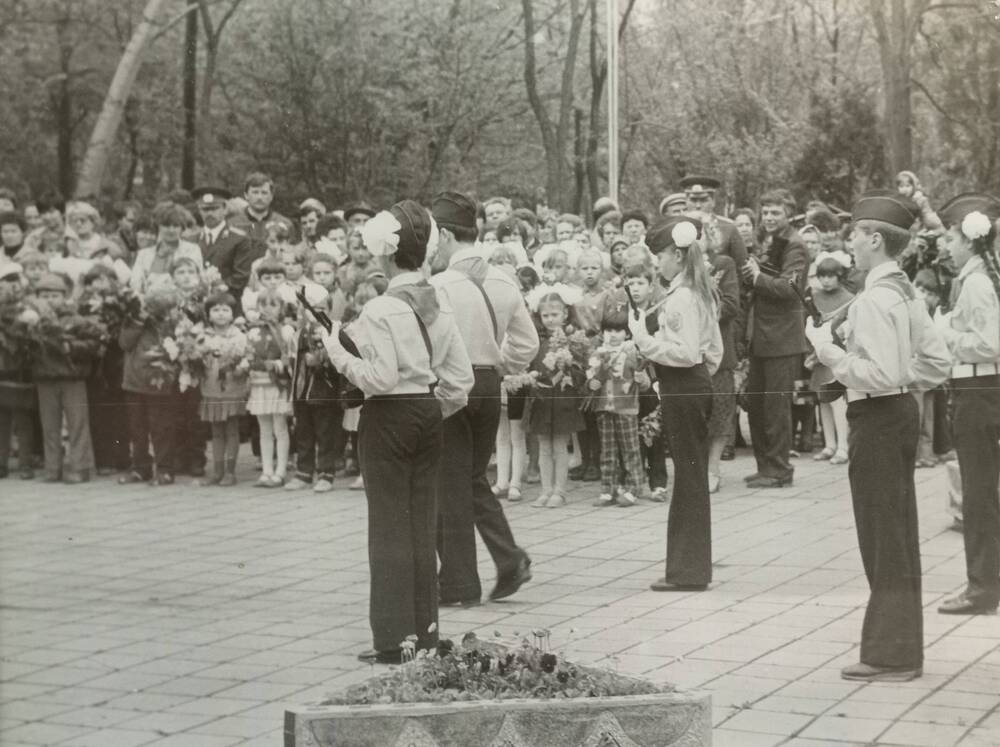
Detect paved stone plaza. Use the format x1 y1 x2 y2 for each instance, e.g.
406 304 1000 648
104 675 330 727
1 452 998 747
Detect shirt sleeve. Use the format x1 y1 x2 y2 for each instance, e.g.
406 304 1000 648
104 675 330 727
325 308 400 395
501 297 540 374
633 289 703 368
815 290 904 392
433 319 474 419
944 274 1000 364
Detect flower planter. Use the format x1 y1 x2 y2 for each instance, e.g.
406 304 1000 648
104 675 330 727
284 690 711 746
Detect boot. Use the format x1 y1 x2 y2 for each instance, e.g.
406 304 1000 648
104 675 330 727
218 457 238 487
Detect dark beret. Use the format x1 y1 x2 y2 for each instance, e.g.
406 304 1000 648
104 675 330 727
646 215 703 255
432 191 478 231
680 175 721 192
344 202 376 221
390 199 432 255
851 190 919 230
938 192 1000 229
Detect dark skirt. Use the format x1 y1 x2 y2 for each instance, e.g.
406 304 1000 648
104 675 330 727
528 387 585 435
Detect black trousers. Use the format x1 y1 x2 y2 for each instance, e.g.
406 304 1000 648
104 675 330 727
174 388 206 473
847 393 922 669
658 363 713 586
293 400 343 481
359 393 441 653
437 368 524 602
747 354 799 480
126 391 179 478
86 376 129 471
951 376 1000 607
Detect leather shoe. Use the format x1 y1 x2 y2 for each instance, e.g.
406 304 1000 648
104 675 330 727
743 472 761 483
840 662 922 682
650 578 708 592
938 593 998 615
489 556 532 601
745 475 792 488
357 648 403 665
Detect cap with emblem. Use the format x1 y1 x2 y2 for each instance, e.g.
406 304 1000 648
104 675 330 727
192 187 233 207
646 215 704 254
851 190 920 230
432 191 478 232
298 197 327 216
344 202 376 222
659 192 687 215
937 192 1000 230
680 175 721 195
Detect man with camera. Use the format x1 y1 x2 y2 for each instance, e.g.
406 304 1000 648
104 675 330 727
741 189 809 488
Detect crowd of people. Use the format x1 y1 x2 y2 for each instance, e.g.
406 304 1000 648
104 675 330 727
1 169 998 682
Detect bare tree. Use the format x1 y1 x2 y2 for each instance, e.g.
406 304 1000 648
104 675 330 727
75 0 171 197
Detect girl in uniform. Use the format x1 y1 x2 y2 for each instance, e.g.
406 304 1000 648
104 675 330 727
628 216 722 591
936 194 1000 616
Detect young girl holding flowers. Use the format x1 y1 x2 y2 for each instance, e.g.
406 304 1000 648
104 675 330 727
525 287 588 508
199 292 249 486
246 288 294 487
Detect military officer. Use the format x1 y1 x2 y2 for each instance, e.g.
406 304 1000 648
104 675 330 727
680 175 747 267
935 193 1000 616
807 191 950 682
192 187 254 304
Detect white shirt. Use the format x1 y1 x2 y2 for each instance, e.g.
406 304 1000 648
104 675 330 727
203 222 225 246
634 275 723 376
323 272 473 418
430 247 539 373
940 255 1000 365
815 261 950 396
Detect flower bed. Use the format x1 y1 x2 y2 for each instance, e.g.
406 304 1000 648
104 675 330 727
284 633 711 746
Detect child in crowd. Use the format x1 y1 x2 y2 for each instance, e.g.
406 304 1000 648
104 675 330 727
119 283 181 485
807 252 855 465
18 250 48 288
571 248 608 482
246 288 294 487
494 218 530 266
515 263 542 485
198 292 249 486
0 264 34 479
527 289 586 508
312 213 349 265
494 370 530 502
79 264 130 475
337 230 373 298
282 243 326 299
913 268 950 467
587 316 648 506
607 237 629 287
247 221 292 295
30 273 102 483
171 256 208 476
619 249 669 500
488 244 519 280
309 253 349 321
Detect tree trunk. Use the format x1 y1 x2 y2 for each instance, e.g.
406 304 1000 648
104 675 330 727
181 4 198 189
867 0 930 175
53 10 75 198
75 0 171 198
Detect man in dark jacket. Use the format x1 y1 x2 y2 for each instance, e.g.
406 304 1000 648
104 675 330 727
742 190 809 487
681 175 747 268
193 187 255 305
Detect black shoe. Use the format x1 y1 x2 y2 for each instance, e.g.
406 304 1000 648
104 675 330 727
568 465 585 481
650 578 708 592
841 662 922 682
489 556 532 601
721 446 735 461
745 475 792 488
583 465 601 482
938 593 998 615
743 472 762 483
357 648 403 665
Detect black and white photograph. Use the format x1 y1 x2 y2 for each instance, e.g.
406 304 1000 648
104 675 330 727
1 1 1000 745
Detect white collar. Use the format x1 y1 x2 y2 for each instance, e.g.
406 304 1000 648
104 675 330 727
958 254 985 281
205 222 225 242
387 271 424 289
864 260 900 289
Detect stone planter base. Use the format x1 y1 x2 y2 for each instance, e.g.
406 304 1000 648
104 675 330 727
285 690 711 746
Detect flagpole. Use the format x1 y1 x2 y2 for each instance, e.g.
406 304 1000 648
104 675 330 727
606 0 619 205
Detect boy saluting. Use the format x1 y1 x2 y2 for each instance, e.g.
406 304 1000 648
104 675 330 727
807 191 950 683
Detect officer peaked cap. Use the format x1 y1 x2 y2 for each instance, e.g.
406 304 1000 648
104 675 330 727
192 186 232 206
680 175 721 193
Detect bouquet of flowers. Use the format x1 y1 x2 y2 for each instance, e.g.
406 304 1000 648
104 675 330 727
501 370 538 394
142 284 208 391
80 285 143 338
638 407 661 448
19 297 109 371
535 326 591 391
246 320 294 389
203 324 251 392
